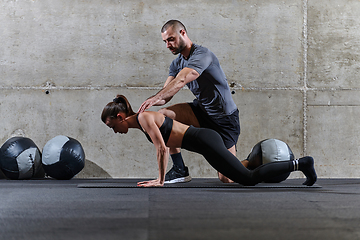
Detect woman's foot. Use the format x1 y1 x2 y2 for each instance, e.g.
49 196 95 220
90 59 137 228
298 156 317 186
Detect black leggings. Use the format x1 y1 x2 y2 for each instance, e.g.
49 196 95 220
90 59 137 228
181 126 294 185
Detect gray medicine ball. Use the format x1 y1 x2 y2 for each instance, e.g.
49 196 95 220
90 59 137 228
247 139 294 183
42 135 85 180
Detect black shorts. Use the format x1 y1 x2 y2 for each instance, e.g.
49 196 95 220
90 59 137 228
188 101 240 149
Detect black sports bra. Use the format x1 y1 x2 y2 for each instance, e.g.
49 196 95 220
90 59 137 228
136 114 173 145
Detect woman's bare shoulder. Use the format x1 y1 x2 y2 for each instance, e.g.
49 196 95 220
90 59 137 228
137 111 164 126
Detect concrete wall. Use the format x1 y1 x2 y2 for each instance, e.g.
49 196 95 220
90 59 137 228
0 0 359 179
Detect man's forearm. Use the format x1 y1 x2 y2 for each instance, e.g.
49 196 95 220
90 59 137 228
152 77 186 104
138 68 198 113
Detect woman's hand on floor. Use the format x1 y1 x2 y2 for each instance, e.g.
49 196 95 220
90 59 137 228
137 179 164 187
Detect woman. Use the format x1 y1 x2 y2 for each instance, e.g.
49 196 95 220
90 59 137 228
101 95 317 187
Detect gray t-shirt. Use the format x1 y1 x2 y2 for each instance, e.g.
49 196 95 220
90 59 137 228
169 44 237 118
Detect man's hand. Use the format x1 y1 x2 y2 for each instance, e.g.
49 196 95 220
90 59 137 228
138 96 166 113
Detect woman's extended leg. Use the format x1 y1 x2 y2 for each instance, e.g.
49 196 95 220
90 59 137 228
181 126 316 186
182 126 254 184
251 156 317 186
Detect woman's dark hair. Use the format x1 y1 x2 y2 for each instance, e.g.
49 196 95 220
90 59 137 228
101 95 135 123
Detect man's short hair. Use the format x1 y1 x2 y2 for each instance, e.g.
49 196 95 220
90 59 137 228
161 20 187 33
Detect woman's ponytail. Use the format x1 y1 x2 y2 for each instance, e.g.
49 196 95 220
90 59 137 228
113 95 135 116
101 95 135 123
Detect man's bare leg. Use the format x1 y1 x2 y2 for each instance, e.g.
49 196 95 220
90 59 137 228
158 103 200 127
159 102 201 158
159 103 200 183
218 145 237 183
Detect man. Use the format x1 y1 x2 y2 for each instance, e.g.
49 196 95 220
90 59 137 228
138 20 240 183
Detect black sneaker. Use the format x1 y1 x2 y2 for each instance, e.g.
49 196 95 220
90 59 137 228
164 166 191 184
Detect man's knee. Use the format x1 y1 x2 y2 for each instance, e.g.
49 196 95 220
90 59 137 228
158 107 175 119
158 103 200 127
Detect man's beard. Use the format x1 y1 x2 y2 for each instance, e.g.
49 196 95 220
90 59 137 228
171 37 186 55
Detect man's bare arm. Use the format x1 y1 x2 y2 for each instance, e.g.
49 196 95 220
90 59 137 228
138 67 199 113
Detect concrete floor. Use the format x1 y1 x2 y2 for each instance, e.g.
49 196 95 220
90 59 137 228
1 178 360 240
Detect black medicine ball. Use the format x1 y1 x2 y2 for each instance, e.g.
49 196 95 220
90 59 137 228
0 137 43 180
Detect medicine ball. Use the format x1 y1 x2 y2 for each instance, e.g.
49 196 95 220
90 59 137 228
247 139 294 183
42 135 85 180
0 137 42 180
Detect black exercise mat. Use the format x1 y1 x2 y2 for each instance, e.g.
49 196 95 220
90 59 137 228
77 178 322 188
